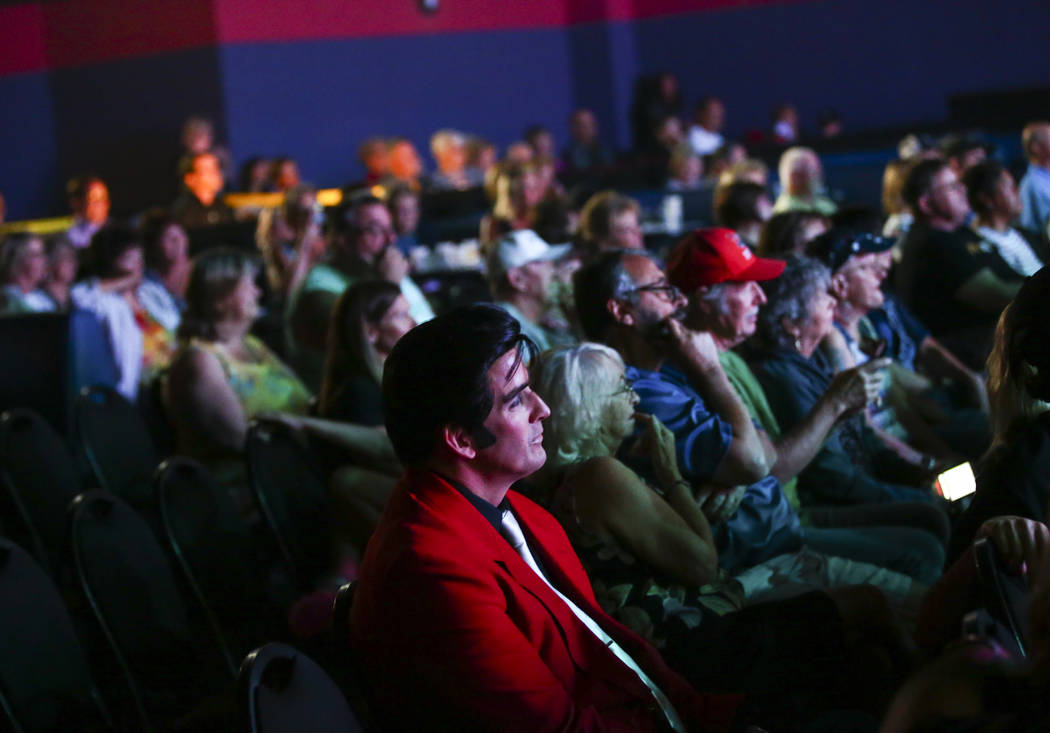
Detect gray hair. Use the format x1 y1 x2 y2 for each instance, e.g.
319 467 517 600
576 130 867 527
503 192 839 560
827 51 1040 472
573 249 647 342
694 282 733 316
532 343 628 471
755 255 830 351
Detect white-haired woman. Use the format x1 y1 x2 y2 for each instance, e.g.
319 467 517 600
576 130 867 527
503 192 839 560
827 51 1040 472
529 343 914 725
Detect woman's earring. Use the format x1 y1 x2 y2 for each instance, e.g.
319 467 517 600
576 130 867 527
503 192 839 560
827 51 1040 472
794 337 803 352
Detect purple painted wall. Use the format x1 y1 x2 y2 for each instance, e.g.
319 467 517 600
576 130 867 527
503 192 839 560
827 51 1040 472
2 0 1048 219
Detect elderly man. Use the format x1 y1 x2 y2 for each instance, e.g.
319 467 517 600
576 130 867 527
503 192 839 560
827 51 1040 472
1019 121 1050 235
574 247 944 584
350 304 740 732
896 158 1023 370
488 229 572 351
286 193 433 389
772 147 836 216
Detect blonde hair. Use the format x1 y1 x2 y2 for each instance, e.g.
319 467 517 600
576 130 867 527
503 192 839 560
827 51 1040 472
532 343 629 472
881 159 911 216
986 273 1050 453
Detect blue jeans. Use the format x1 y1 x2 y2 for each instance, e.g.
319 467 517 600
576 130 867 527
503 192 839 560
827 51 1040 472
804 525 945 585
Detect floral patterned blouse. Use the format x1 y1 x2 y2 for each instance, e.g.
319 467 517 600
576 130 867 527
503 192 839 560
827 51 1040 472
549 470 745 649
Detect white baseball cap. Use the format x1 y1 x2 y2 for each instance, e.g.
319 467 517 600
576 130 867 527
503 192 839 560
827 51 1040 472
489 229 571 279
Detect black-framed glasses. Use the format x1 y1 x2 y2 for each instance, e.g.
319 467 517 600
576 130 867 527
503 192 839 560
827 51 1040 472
627 281 682 301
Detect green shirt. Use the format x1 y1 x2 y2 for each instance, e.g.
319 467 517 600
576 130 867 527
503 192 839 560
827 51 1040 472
718 348 801 511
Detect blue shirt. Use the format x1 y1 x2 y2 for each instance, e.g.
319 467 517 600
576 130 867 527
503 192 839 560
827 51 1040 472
1020 164 1050 235
750 347 935 507
625 363 803 572
863 294 928 373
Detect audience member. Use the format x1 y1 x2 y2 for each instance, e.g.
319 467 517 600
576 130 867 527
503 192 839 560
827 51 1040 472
713 181 772 248
688 97 726 156
668 228 949 545
269 156 301 193
531 193 578 246
254 183 325 299
630 72 684 153
964 159 1046 276
807 228 988 463
317 280 415 426
487 229 571 351
524 124 556 161
385 137 423 190
286 193 433 389
65 175 110 250
171 151 233 229
358 137 390 186
940 134 987 178
773 146 837 216
573 249 940 592
666 144 703 191
428 129 483 190
881 159 914 238
704 143 748 183
893 515 1050 729
716 158 768 188
561 107 613 174
41 234 77 310
350 303 740 732
0 233 53 313
748 255 938 507
1019 121 1050 235
757 210 828 257
385 184 421 257
72 226 180 399
579 190 644 256
238 157 271 193
179 115 233 184
530 343 910 729
466 135 498 177
165 248 310 488
480 162 542 248
949 266 1050 562
896 158 1022 370
503 140 534 165
139 209 191 311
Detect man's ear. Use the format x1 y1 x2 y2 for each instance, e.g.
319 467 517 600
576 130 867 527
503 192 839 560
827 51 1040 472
829 271 849 301
607 297 634 326
443 424 477 460
916 192 934 219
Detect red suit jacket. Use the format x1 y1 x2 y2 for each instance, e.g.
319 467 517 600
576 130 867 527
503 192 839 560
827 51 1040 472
349 469 741 731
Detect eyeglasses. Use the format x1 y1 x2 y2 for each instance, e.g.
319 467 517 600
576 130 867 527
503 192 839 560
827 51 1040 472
627 281 682 301
611 375 635 397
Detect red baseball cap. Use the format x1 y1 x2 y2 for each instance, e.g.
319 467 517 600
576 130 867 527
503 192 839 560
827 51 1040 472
667 227 786 292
